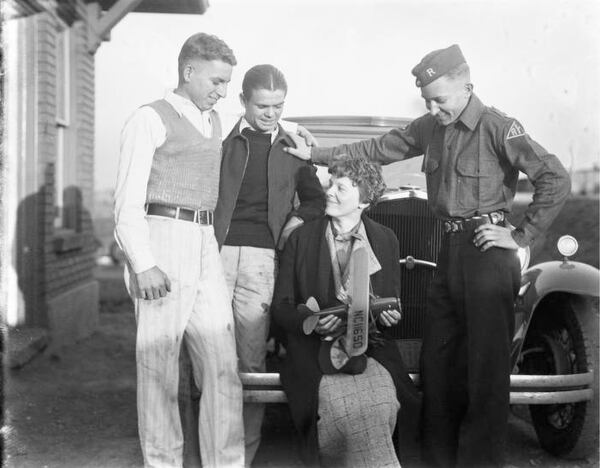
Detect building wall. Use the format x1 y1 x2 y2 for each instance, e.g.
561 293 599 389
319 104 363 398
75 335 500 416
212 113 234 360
47 11 99 345
3 4 99 346
41 16 98 299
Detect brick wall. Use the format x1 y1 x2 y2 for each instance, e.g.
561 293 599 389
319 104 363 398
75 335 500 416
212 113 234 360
30 12 56 326
48 13 97 300
27 6 98 327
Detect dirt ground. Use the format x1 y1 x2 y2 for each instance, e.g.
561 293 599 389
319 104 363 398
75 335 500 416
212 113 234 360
4 264 599 468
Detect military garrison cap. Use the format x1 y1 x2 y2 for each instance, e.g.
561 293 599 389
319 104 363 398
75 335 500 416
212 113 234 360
411 44 466 87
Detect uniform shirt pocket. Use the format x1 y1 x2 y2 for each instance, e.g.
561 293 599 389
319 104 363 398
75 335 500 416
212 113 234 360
455 155 479 209
456 155 504 209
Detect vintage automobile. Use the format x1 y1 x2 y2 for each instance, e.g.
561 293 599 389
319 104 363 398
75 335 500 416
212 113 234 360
283 115 600 459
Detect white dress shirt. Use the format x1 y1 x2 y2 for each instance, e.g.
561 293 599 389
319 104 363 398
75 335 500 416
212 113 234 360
114 90 298 274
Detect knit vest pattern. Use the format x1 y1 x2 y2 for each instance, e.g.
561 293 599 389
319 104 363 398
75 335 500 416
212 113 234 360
145 99 222 211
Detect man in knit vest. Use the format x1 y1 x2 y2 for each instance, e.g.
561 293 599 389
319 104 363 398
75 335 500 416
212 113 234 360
213 64 325 465
114 33 244 468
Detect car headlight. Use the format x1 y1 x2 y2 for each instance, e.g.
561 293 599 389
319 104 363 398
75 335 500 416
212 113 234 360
557 235 579 258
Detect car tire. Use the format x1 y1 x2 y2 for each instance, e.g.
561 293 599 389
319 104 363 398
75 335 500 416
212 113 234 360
522 294 599 459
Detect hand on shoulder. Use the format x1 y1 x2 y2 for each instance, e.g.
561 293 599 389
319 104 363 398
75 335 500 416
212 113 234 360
284 132 313 161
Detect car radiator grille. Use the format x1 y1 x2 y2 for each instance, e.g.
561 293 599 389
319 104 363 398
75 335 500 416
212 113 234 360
368 197 444 341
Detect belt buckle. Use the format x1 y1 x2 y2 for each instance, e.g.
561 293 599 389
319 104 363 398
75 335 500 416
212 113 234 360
490 211 502 224
444 220 461 233
175 206 181 220
195 209 212 225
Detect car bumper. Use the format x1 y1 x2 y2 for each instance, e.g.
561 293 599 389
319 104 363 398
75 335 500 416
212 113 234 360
240 371 595 404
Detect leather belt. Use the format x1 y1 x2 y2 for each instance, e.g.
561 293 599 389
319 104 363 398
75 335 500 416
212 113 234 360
145 203 214 225
443 211 505 233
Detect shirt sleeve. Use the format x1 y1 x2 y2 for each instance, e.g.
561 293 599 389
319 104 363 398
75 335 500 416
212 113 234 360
311 120 425 165
114 106 166 274
500 119 571 247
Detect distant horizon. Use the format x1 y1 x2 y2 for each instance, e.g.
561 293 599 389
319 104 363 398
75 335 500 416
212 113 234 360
95 0 600 190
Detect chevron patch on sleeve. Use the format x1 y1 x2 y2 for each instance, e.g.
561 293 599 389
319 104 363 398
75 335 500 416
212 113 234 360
506 120 526 140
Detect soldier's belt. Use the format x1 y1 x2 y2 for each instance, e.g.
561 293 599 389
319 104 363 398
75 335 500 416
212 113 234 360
443 211 504 233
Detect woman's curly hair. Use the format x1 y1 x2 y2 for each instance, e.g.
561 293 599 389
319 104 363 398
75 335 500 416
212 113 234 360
328 154 386 208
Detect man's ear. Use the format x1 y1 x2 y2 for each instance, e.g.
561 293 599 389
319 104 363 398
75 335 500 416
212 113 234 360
239 92 247 108
465 82 474 93
182 64 193 83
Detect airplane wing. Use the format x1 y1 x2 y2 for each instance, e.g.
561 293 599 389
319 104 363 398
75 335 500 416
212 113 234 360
345 246 370 356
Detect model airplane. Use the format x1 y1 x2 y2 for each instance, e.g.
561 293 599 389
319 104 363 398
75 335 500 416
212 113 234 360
298 247 401 363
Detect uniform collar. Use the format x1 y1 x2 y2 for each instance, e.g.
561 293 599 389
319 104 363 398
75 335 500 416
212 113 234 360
457 93 484 131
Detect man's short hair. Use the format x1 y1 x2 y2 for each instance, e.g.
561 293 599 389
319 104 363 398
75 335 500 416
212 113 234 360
178 33 237 78
445 62 470 82
328 154 386 208
242 64 288 99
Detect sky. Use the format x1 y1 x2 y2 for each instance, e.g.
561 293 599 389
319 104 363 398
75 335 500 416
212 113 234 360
94 0 600 190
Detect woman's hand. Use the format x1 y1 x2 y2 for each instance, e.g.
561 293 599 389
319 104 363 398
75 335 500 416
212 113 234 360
315 314 342 335
378 309 401 327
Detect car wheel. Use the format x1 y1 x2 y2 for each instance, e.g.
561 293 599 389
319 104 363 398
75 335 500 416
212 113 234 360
520 295 599 459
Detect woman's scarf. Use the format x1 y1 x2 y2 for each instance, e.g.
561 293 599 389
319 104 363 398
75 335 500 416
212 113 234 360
325 220 381 305
318 219 384 374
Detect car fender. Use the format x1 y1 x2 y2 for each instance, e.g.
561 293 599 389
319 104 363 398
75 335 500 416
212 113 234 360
511 260 600 365
521 260 600 310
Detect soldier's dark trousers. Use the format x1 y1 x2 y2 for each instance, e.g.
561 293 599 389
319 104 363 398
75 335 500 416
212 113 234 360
420 229 521 468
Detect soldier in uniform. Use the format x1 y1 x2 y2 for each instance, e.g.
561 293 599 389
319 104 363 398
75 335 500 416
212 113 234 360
285 44 571 467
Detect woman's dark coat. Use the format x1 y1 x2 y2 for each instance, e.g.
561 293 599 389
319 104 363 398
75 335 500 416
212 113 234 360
272 215 422 466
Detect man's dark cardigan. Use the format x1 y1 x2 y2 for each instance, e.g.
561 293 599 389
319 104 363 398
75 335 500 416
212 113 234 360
214 120 324 249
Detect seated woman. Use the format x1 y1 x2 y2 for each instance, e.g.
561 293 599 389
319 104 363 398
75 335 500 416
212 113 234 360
272 154 421 467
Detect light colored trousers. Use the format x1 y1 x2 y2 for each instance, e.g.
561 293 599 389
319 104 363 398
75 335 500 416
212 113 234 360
128 217 244 468
220 245 277 466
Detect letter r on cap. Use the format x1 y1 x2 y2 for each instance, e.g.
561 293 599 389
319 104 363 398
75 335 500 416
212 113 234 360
426 68 436 77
